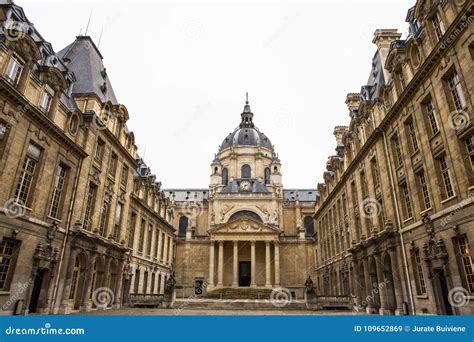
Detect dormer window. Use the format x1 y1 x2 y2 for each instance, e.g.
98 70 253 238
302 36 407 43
5 55 23 86
39 85 54 113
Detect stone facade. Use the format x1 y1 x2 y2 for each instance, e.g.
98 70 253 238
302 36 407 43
167 99 318 300
314 0 474 315
0 3 174 315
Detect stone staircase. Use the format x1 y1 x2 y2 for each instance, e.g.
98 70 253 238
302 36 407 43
203 288 273 300
173 288 308 310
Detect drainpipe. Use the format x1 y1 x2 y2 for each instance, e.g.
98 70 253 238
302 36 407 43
49 157 83 314
382 131 415 315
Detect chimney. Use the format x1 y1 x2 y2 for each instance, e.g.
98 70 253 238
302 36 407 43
372 29 402 50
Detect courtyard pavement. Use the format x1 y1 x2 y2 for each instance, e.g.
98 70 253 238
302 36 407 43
70 307 355 316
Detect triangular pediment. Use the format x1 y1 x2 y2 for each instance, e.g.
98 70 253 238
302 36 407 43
209 217 279 235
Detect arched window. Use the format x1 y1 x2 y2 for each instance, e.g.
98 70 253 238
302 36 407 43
214 166 218 174
222 168 228 185
178 216 188 237
264 167 271 184
241 164 251 178
304 216 315 237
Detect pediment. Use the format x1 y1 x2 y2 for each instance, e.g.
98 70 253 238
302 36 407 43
209 217 279 235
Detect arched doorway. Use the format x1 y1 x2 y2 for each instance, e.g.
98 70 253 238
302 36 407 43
69 253 87 310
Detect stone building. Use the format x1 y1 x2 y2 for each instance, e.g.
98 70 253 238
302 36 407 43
167 98 318 300
314 0 474 315
0 2 174 315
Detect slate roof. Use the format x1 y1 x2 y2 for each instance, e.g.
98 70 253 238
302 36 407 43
283 189 318 202
57 36 118 105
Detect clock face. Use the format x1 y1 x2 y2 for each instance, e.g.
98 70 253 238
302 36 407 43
240 180 251 191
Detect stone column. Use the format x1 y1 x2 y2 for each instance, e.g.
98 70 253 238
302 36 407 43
79 253 98 312
274 242 280 286
363 257 374 313
58 248 81 314
208 242 215 288
217 241 224 287
232 241 238 287
375 254 389 315
250 241 256 287
265 241 271 287
388 249 404 314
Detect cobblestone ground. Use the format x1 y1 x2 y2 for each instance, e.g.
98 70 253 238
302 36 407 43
70 308 354 316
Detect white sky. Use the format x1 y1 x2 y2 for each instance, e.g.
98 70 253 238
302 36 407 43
21 0 413 188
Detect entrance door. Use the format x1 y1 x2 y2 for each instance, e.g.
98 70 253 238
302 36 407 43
29 269 47 313
194 279 204 295
239 261 251 287
435 268 453 315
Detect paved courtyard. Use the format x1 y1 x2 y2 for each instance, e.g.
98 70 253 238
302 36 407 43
70 308 354 316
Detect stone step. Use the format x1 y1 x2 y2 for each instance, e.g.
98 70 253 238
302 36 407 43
173 298 308 310
203 288 274 300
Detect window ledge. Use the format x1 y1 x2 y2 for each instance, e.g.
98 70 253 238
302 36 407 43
415 294 429 299
419 208 433 216
0 291 11 296
441 195 457 204
403 217 414 224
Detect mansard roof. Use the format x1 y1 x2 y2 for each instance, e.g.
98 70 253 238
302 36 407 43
58 36 118 104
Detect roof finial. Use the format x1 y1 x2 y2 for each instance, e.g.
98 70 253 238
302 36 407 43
246 91 249 105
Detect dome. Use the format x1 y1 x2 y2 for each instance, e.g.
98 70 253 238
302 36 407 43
219 96 273 151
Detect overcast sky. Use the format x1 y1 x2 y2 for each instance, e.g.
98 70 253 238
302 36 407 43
22 0 413 188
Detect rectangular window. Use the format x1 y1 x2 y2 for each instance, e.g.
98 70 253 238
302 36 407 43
138 219 146 252
370 158 380 188
113 203 123 240
146 224 153 256
431 12 445 41
108 153 118 177
133 270 140 293
417 170 432 210
400 183 413 220
48 164 67 219
143 271 148 294
160 232 165 261
360 171 369 199
83 183 97 231
438 156 455 199
458 237 474 292
0 239 17 290
154 228 160 258
98 194 111 236
446 72 467 111
15 143 41 205
39 86 54 113
94 139 105 162
391 134 403 167
406 120 419 153
424 98 440 136
466 136 474 169
5 55 23 85
128 212 137 248
120 164 129 187
413 249 427 295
